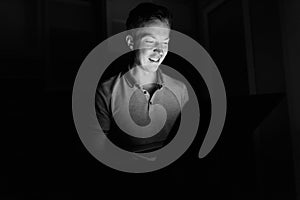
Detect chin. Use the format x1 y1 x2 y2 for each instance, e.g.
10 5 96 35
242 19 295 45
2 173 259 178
141 62 158 72
148 64 160 72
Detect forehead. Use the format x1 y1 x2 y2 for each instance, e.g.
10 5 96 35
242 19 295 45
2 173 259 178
135 20 170 40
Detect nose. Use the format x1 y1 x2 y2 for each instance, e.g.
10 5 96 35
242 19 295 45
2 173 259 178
154 48 163 56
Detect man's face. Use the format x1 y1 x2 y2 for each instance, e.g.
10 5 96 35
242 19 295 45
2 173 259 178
133 20 170 73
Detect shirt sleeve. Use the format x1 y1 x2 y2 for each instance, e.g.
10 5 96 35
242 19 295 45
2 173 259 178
95 81 112 134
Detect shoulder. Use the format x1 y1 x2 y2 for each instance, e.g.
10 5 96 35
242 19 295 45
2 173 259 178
161 72 187 92
96 73 122 95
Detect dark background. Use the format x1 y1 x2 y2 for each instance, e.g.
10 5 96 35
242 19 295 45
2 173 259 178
1 0 299 199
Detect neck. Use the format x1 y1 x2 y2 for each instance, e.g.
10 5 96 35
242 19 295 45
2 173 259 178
131 65 157 85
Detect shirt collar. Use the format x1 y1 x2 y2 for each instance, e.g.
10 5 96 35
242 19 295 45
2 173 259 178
124 66 164 88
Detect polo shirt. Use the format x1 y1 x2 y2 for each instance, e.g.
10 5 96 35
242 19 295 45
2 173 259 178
95 67 189 152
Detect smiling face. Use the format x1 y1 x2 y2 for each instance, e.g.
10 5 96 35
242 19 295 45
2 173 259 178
132 20 170 73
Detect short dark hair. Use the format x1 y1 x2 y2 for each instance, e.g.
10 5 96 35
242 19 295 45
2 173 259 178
126 2 172 30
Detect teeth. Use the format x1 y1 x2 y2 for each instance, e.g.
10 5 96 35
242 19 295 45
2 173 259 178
149 57 160 62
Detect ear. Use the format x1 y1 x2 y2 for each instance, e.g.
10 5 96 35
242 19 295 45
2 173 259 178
126 35 134 50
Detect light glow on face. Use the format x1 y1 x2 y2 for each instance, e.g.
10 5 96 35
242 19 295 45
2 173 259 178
134 20 170 73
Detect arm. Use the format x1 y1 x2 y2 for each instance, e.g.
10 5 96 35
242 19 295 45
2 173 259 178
95 81 112 134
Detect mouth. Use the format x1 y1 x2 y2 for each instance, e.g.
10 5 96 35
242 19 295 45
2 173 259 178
148 57 161 63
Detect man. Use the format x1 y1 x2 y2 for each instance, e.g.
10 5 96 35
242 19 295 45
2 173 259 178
95 2 189 153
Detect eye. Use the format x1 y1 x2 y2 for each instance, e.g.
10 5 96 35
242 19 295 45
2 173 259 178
145 41 154 44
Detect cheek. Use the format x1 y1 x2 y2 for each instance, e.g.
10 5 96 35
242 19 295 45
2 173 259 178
164 46 169 53
139 48 152 58
136 50 148 64
161 50 168 59
164 48 168 55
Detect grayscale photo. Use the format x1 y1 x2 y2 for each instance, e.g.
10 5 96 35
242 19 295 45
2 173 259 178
1 0 299 199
